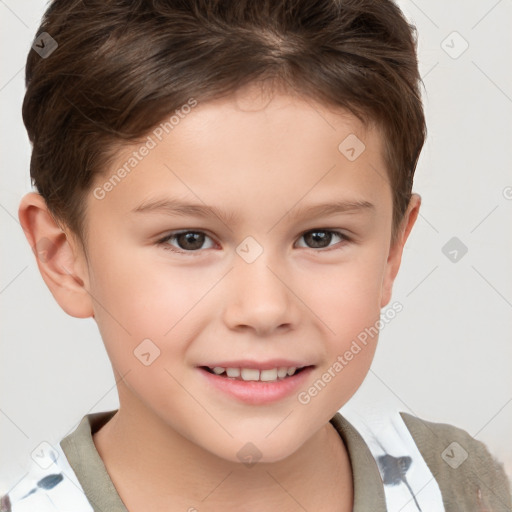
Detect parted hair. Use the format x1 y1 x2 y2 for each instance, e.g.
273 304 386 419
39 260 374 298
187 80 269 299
22 0 426 250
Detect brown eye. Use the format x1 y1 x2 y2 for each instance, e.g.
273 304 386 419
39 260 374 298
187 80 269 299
157 231 215 253
297 229 348 250
156 228 350 256
174 232 206 250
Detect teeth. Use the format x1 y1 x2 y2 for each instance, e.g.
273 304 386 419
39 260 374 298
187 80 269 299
260 369 278 381
226 368 241 378
277 367 288 378
208 365 301 382
241 368 260 381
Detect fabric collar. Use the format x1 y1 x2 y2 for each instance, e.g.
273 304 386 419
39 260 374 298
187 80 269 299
60 409 387 511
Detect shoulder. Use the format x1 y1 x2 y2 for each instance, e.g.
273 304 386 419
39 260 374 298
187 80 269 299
400 412 512 511
1 442 93 512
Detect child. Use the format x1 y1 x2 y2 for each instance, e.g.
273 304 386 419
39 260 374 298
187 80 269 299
3 0 511 510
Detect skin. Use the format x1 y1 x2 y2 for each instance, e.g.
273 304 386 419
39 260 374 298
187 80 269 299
19 82 420 511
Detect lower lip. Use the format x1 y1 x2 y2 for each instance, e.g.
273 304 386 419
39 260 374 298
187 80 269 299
198 366 315 405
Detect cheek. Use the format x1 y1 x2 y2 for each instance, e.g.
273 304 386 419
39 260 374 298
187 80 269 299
300 250 385 399
304 281 380 414
87 244 233 380
89 244 202 327
303 247 386 328
86 246 197 365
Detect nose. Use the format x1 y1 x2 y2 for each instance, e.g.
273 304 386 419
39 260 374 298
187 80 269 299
221 249 300 336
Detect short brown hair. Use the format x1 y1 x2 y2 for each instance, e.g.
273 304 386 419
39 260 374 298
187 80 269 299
22 0 426 251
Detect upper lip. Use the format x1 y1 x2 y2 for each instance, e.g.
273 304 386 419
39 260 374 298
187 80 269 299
199 359 314 370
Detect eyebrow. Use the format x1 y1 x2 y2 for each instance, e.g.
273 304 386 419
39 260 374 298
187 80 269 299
131 197 375 224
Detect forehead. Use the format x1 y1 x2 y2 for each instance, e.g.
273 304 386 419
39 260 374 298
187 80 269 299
89 89 390 222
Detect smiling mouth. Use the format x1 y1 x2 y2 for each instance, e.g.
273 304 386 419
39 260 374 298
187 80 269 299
200 365 311 382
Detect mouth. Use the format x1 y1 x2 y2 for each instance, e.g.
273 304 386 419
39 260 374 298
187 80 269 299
199 365 312 382
197 364 316 405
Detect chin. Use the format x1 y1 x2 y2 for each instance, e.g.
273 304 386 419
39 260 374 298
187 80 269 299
226 437 301 466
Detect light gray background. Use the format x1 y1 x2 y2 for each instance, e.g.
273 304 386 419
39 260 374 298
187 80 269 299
1 0 511 494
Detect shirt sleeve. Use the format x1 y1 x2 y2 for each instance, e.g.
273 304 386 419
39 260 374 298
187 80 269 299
400 411 512 512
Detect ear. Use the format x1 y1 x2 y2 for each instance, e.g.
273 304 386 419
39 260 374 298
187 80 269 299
18 192 94 318
380 193 421 308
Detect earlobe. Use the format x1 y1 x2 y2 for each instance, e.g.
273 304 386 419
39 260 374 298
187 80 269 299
18 192 94 319
380 193 421 308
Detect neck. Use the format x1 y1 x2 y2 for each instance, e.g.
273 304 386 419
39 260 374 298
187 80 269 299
93 392 353 511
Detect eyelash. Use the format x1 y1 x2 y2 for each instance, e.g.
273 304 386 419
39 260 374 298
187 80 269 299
155 229 351 256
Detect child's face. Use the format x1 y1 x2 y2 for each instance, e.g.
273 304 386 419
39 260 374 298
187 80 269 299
62 86 418 462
